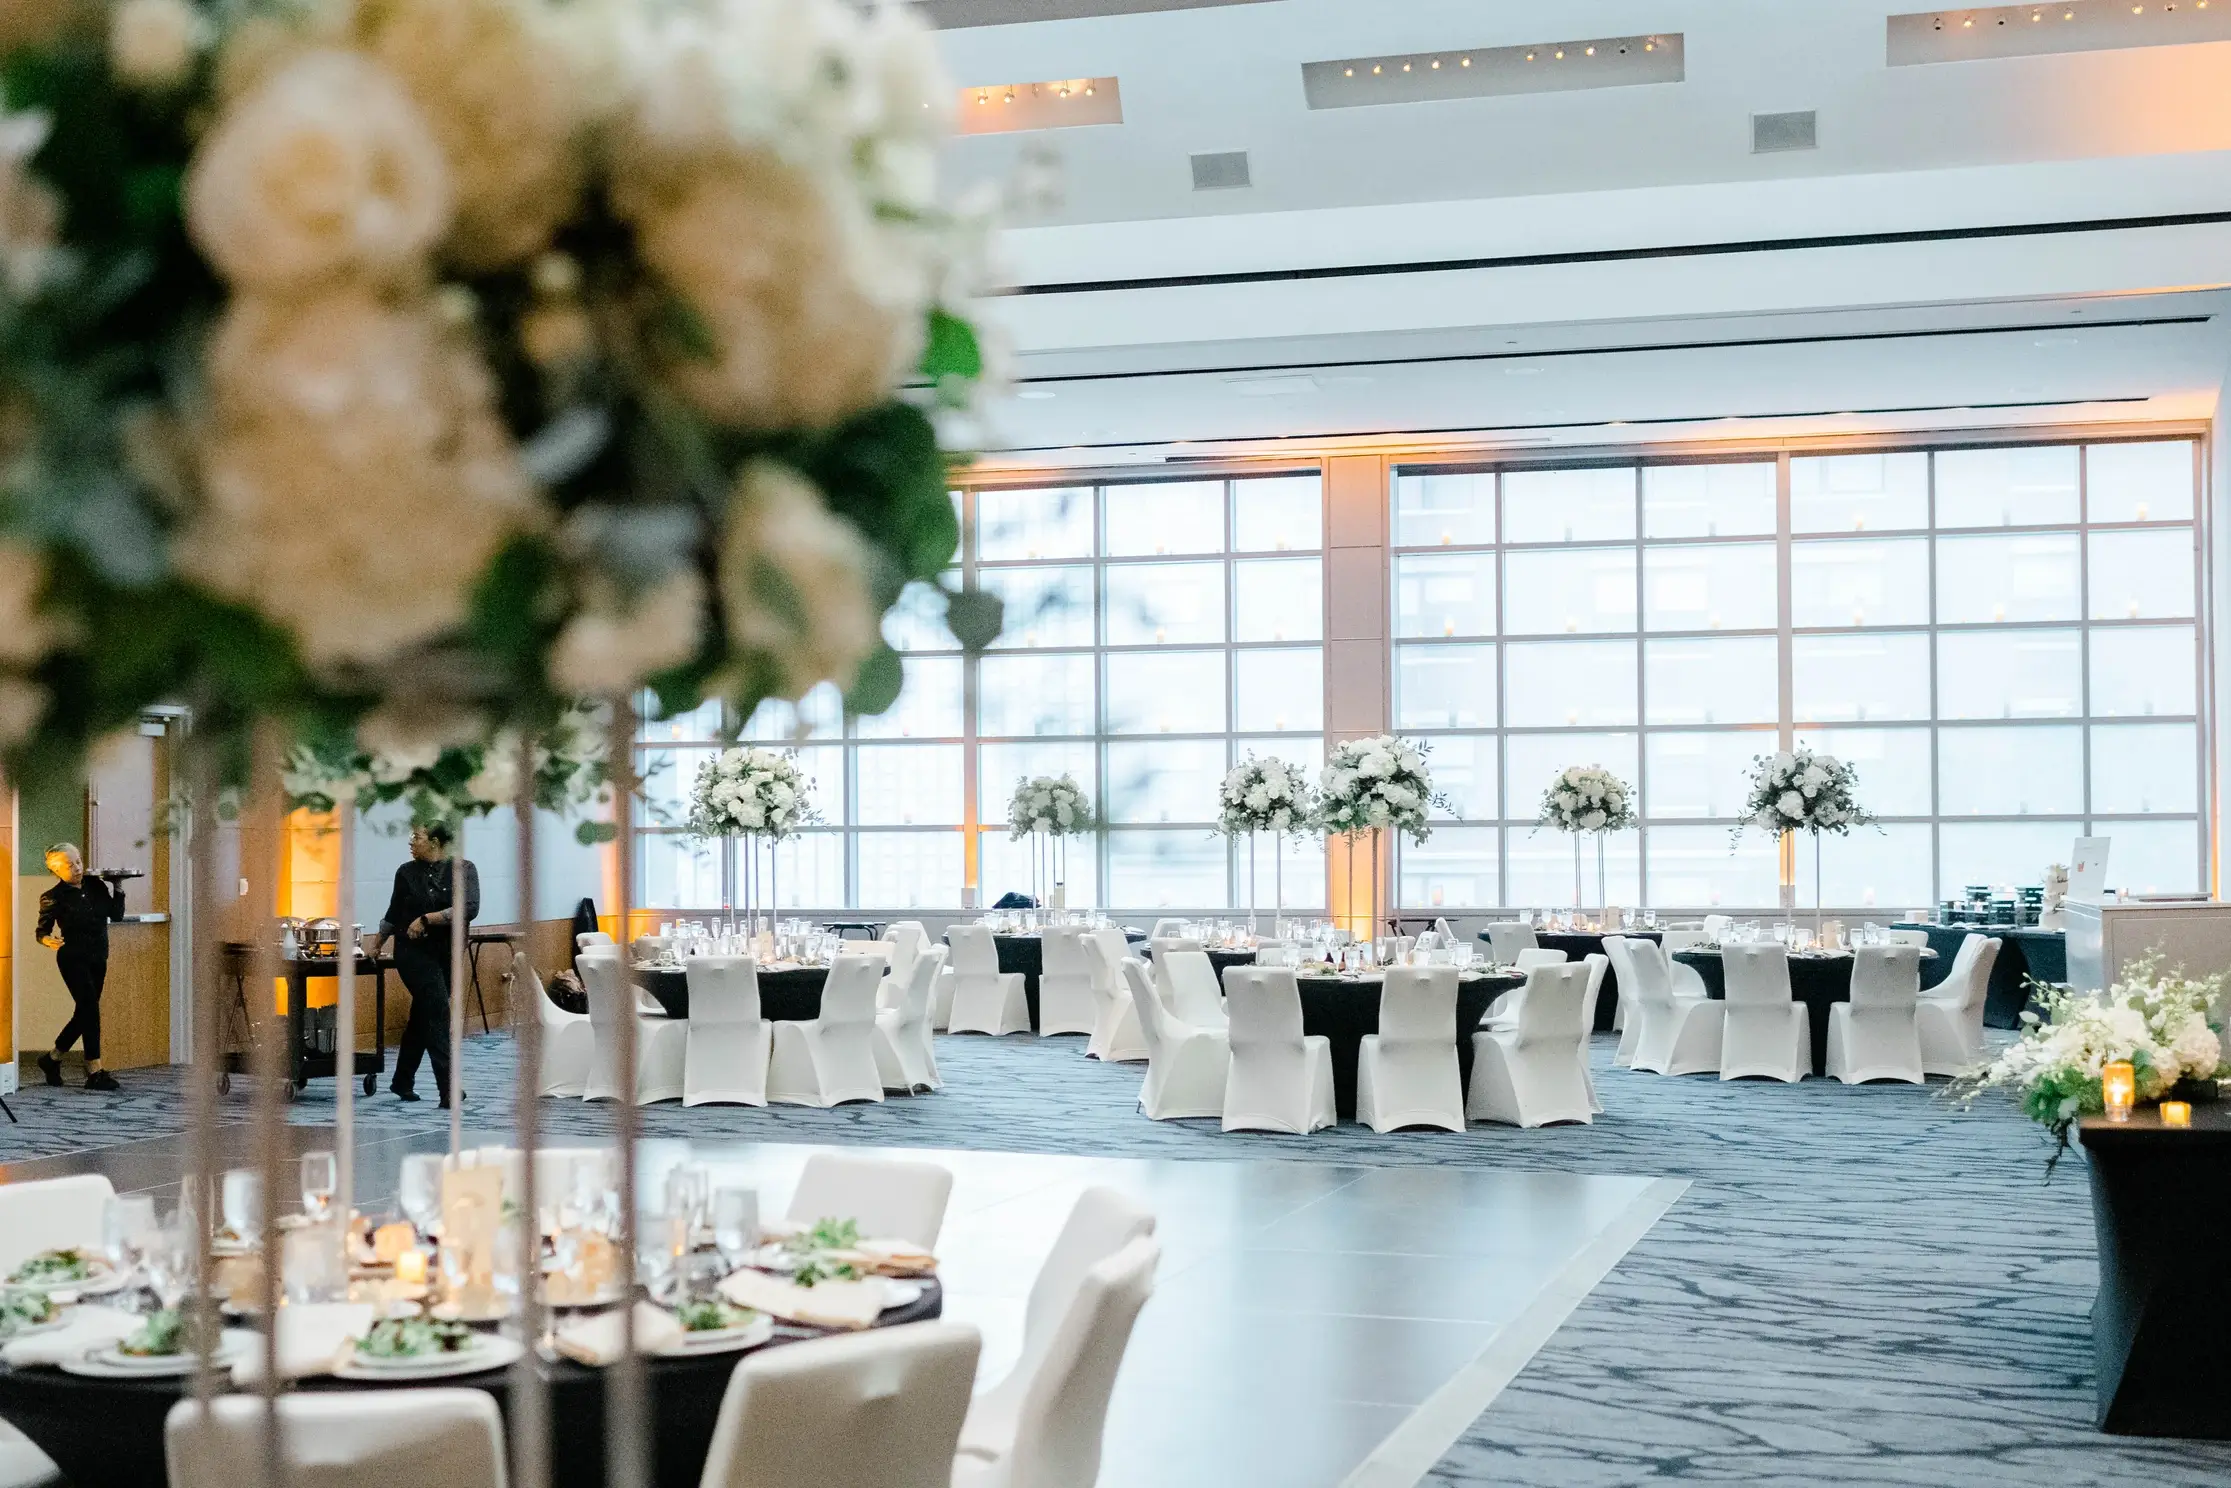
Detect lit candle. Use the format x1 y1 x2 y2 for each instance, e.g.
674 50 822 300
2160 1101 2193 1128
394 1246 428 1286
2102 1061 2137 1123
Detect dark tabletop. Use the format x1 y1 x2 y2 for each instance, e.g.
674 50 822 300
632 964 833 1022
1294 971 1522 1120
1478 930 1660 1033
1674 947 1934 1074
0 1281 942 1488
1891 922 2066 1028
983 929 1147 1031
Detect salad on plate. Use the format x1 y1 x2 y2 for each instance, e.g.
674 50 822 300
354 1317 477 1364
8 1249 98 1288
0 1290 59 1340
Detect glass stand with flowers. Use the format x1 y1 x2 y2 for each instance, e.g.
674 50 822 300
1009 775 1093 919
1534 766 1634 928
1317 737 1444 948
689 748 815 945
1218 755 1314 938
1737 747 1872 939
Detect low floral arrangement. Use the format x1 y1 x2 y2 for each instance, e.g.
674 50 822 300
688 745 813 840
1008 773 1091 839
1216 755 1312 837
0 0 999 790
1317 735 1445 844
1736 747 1871 842
1957 952 2229 1156
1536 765 1634 834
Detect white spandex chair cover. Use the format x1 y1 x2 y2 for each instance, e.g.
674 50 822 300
1160 948 1229 1031
681 956 771 1107
1918 933 2000 1076
952 1236 1160 1488
874 946 947 1093
700 1324 979 1488
1147 936 1204 1014
1147 918 1187 941
786 1152 953 1249
1121 957 1227 1120
1717 943 1810 1083
1469 960 1593 1126
1220 966 1335 1134
884 921 928 991
1826 946 1925 1084
945 925 1032 1037
575 930 613 951
1036 927 1099 1038
1701 914 1733 940
1484 922 1538 964
0 1174 112 1278
1082 930 1147 1063
1613 937 1723 1077
579 949 686 1105
767 954 885 1108
1513 948 1569 969
1356 966 1466 1133
0 1424 57 1488
959 1188 1155 1476
525 955 592 1098
165 1389 506 1488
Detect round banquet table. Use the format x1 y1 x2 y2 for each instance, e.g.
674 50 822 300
633 963 832 1021
1890 922 2066 1029
1295 971 1522 1120
0 1282 942 1488
983 929 1147 1032
1672 947 1935 1074
1478 930 1661 1033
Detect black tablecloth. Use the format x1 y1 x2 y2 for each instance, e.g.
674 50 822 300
1295 972 1521 1119
985 929 1146 1032
633 965 830 1021
1893 922 2067 1028
1674 948 1917 1075
1478 930 1661 1033
0 1282 943 1488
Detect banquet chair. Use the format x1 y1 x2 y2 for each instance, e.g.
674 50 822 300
1148 935 1205 1010
165 1389 505 1488
952 1235 1160 1488
1486 951 1571 1022
524 954 593 1098
1121 957 1228 1120
1485 922 1538 964
767 954 886 1107
1918 934 2001 1076
880 922 929 1011
1825 945 1926 1085
1220 967 1336 1134
632 933 670 962
1514 947 1568 969
1469 960 1594 1126
1161 949 1230 1030
1082 930 1148 1062
0 1174 112 1278
1036 926 1099 1039
0 1423 57 1488
874 946 947 1093
1148 918 1187 941
945 925 1033 1037
1612 937 1723 1078
579 949 687 1105
1356 965 1467 1133
575 930 613 951
1717 943 1810 1082
1631 929 1710 1043
682 956 772 1107
1702 914 1733 940
786 1152 954 1249
700 1323 980 1488
1885 928 1932 948
1575 952 1611 1112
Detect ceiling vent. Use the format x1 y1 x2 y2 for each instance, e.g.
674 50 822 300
1887 1 2231 64
1751 110 1817 153
1302 35 1682 109
918 0 1273 27
1190 150 1251 190
956 77 1123 135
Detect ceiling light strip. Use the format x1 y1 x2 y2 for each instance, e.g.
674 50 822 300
1888 0 2231 63
1303 34 1683 109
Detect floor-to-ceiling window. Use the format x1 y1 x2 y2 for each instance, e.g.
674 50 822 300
1392 437 2207 913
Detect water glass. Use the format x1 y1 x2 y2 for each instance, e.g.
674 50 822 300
399 1153 444 1238
220 1168 261 1241
300 1150 338 1225
711 1187 759 1271
284 1225 348 1304
104 1194 157 1287
665 1164 709 1236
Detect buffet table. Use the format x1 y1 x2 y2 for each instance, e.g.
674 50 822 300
1294 970 1523 1119
1891 922 2065 1028
1672 946 1935 1074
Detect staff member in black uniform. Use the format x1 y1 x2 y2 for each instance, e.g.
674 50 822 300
34 844 120 1092
375 822 479 1107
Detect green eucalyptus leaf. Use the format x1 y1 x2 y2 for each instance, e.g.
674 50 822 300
943 585 1005 651
844 644 903 717
575 820 619 846
918 308 982 383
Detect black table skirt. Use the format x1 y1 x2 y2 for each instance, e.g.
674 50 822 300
1296 973 1520 1119
633 965 830 1021
1893 923 2067 1028
0 1283 942 1488
1675 950 1853 1074
1478 930 1660 1033
986 930 1147 1032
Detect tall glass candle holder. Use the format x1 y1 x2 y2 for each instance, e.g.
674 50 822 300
2102 1060 2137 1122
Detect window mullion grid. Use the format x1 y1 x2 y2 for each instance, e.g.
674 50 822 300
960 486 979 913
1927 450 1942 906
2078 446 2094 848
1496 472 1511 911
1776 452 1794 915
1633 466 1648 906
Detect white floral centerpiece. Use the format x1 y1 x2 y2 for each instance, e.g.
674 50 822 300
1534 765 1634 916
1737 747 1874 931
1216 754 1314 931
689 746 816 928
1317 736 1444 940
1007 773 1091 910
1957 953 2228 1162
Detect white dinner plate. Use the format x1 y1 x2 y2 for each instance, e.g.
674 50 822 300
334 1333 522 1381
14 1265 128 1302
881 1281 924 1310
63 1334 250 1378
657 1314 774 1356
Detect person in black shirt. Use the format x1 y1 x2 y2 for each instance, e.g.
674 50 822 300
375 821 479 1107
34 843 120 1092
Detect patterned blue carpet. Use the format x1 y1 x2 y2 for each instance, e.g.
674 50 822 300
6 1031 2228 1486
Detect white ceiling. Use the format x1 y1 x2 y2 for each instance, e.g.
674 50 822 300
928 0 2231 462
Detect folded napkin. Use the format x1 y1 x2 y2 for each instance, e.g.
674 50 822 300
2 1306 142 1367
230 1302 376 1384
855 1239 938 1276
552 1302 683 1366
719 1269 890 1331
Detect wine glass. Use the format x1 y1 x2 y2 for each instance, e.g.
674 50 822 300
220 1168 261 1244
399 1153 444 1238
299 1151 337 1225
143 1211 191 1312
665 1164 709 1239
104 1194 156 1299
711 1188 759 1273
